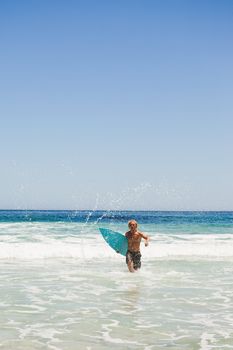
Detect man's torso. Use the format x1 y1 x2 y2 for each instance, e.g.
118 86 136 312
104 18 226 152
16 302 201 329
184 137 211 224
126 231 142 252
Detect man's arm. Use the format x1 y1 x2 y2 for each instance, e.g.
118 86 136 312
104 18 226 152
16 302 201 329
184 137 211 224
140 232 149 246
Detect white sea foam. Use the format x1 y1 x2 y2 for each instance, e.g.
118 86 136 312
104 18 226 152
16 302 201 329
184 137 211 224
0 233 233 260
1 221 233 260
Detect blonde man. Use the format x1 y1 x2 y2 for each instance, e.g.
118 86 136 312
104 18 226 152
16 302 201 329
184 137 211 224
125 220 149 272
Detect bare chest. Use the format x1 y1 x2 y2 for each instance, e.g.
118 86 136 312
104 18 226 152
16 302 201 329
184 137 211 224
127 233 141 243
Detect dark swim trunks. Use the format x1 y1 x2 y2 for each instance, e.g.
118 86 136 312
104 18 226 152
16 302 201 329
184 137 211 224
126 250 141 270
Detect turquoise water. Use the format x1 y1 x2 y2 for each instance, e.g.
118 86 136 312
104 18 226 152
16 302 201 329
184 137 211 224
0 211 233 349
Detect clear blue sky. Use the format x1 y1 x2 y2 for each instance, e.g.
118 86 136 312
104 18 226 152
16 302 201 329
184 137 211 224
0 0 233 210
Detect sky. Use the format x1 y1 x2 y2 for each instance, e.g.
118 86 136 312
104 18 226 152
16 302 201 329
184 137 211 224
0 0 233 210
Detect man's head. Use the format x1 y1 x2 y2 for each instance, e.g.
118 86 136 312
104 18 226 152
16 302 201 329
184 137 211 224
128 220 138 231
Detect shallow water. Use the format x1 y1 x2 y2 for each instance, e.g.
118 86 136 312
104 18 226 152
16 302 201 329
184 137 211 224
0 211 233 349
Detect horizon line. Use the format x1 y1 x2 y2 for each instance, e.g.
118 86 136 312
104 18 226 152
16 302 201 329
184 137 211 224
0 209 232 212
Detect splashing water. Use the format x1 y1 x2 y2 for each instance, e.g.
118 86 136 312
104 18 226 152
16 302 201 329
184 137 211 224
1 210 233 349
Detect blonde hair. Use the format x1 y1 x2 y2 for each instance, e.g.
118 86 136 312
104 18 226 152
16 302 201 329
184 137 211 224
128 219 138 228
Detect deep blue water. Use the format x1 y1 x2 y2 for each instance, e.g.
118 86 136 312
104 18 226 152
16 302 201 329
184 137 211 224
0 210 233 226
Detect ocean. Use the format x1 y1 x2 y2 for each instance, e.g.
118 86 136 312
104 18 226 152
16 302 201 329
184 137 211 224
0 210 233 350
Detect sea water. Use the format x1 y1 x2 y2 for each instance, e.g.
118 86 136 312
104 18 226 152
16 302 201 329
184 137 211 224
0 211 233 350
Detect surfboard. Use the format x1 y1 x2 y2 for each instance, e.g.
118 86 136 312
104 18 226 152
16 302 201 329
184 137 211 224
99 228 128 256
